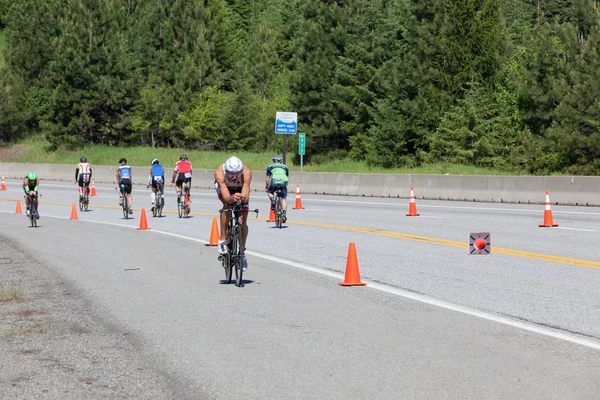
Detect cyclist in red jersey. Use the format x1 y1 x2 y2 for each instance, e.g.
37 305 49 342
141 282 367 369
171 154 193 203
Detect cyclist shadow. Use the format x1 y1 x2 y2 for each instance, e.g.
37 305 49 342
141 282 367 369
269 225 289 229
219 279 255 286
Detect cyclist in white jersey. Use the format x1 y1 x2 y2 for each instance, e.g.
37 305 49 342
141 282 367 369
75 157 93 201
214 156 253 271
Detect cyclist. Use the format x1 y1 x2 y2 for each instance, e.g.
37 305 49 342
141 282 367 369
171 154 192 203
23 172 40 219
214 156 253 270
147 158 165 212
75 156 93 201
116 158 133 214
265 155 289 223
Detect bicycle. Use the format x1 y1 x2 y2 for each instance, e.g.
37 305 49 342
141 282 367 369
25 192 40 228
271 188 285 229
79 183 90 212
120 184 130 219
177 181 191 218
218 202 259 287
152 183 165 218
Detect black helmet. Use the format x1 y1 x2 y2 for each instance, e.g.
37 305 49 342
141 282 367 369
119 158 127 164
80 157 87 163
151 158 159 165
272 155 282 163
180 154 188 161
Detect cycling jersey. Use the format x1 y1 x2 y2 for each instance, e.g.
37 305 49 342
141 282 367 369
119 164 132 181
266 163 289 184
151 164 164 177
23 178 38 193
76 162 92 184
174 160 192 174
149 164 165 188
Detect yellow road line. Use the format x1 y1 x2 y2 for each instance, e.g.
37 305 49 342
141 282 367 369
2 197 600 269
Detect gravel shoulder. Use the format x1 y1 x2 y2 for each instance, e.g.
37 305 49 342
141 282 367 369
0 234 180 400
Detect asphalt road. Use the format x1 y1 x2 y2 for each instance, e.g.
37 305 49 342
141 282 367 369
1 179 600 398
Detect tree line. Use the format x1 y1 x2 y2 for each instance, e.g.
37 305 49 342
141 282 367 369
0 0 599 174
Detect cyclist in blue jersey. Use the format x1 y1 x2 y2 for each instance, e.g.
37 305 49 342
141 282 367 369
265 155 289 222
147 158 165 212
116 158 133 214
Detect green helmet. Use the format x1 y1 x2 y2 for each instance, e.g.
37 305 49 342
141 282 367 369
27 172 37 181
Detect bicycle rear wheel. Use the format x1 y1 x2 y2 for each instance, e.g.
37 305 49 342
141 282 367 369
123 196 129 219
275 196 283 228
233 225 244 287
79 196 84 212
84 193 89 212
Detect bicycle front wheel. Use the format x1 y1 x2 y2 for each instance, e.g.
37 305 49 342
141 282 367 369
233 225 244 287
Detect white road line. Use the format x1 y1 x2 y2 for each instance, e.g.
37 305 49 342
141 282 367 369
3 210 600 351
556 227 599 232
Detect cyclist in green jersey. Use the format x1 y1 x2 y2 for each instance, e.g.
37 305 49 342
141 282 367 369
23 172 40 219
265 155 289 223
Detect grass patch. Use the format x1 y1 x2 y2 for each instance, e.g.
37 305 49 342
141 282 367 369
4 321 44 336
4 135 537 175
0 282 24 302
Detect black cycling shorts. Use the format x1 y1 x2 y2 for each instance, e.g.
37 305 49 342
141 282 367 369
175 173 192 187
119 179 132 194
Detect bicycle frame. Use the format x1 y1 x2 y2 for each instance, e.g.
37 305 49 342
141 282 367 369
218 203 259 287
26 193 38 227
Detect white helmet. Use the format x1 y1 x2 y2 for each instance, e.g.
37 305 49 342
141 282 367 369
224 156 243 173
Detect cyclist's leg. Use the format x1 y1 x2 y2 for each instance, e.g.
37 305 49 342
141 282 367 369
119 181 124 205
239 206 249 270
78 179 84 198
186 177 192 199
34 193 39 217
175 174 183 201
239 206 249 248
151 181 157 208
281 184 288 214
126 183 133 212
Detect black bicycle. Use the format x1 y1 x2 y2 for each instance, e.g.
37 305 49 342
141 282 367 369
218 202 259 287
25 192 40 228
79 184 90 212
152 183 165 218
272 188 285 229
177 181 191 218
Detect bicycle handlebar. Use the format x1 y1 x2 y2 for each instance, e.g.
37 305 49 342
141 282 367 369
218 203 259 218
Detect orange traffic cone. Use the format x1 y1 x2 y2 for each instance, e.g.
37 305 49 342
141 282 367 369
338 242 366 287
137 208 150 230
70 202 78 220
267 204 275 222
406 186 420 216
293 184 305 209
539 190 558 227
207 218 219 246
1 174 6 190
15 200 22 214
90 178 97 196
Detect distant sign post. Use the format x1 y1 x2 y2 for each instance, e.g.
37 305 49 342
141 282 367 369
298 133 306 172
275 112 298 164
